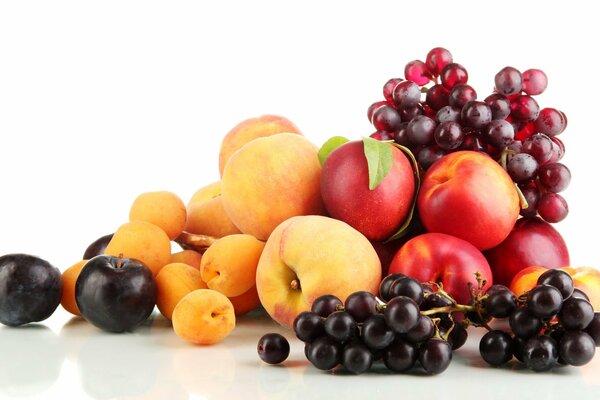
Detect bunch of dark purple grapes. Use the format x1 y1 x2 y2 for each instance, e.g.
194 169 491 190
367 47 570 223
477 270 599 372
293 274 468 375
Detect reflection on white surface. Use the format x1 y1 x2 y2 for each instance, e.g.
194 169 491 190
0 308 599 400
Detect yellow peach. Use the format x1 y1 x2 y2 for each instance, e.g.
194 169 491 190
185 196 241 238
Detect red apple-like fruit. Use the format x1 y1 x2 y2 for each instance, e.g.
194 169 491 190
418 151 520 250
388 233 493 305
321 140 415 241
484 216 570 286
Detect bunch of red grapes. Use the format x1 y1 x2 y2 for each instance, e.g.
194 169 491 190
367 47 570 223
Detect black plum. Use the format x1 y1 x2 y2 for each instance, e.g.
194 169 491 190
82 233 114 260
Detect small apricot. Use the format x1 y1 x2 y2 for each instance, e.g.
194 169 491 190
188 181 221 206
169 250 202 270
156 263 207 320
185 196 241 238
129 191 186 240
229 285 261 317
61 260 88 316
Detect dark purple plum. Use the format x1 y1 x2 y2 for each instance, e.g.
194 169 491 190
83 233 114 259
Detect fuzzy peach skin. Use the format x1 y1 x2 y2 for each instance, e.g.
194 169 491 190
389 233 493 305
188 181 221 206
169 250 202 270
256 215 381 328
417 151 520 250
221 133 325 241
218 115 301 176
185 196 241 238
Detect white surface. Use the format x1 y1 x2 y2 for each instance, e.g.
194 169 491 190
1 1 600 399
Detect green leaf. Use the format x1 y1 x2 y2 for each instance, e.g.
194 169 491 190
317 136 349 166
385 144 421 242
362 137 393 190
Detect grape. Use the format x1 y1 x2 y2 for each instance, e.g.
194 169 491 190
536 269 574 299
584 313 600 346
509 308 543 339
407 115 436 145
311 294 342 318
483 285 517 318
572 288 591 302
507 153 538 183
425 84 450 110
324 311 357 343
257 333 290 364
342 341 374 374
449 84 477 109
522 335 558 372
526 285 563 319
404 315 435 344
495 66 522 95
370 131 393 141
371 105 402 132
417 146 445 171
361 314 395 350
479 330 514 366
484 119 514 148
434 121 464 150
444 321 468 350
83 233 114 259
535 108 567 136
293 311 325 342
461 101 492 129
440 63 468 90
382 338 418 372
435 106 461 124
485 93 511 120
426 47 453 76
522 133 553 164
507 139 523 153
384 296 420 334
558 298 594 330
392 80 421 109
383 78 403 103
550 137 565 161
513 336 526 362
538 163 571 193
379 273 406 302
344 291 377 322
537 193 568 223
460 134 486 152
519 184 540 217
399 104 424 122
558 331 596 366
419 338 453 375
393 122 411 147
405 60 432 86
511 95 540 121
522 69 548 95
388 277 425 305
306 336 341 370
367 101 387 123
421 292 453 312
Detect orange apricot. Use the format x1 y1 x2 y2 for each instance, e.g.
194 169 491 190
188 181 221 206
104 221 171 276
61 260 88 316
155 263 207 320
129 191 186 240
169 250 202 270
201 234 265 297
172 289 236 345
229 285 261 317
185 196 241 238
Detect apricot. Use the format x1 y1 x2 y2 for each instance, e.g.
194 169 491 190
155 263 207 320
129 191 186 240
221 133 325 241
172 289 235 345
188 181 221 206
169 250 202 270
185 196 241 238
105 221 171 276
61 260 88 316
229 285 261 317
218 115 301 176
201 234 265 297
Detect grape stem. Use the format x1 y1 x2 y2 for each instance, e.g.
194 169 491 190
420 304 475 316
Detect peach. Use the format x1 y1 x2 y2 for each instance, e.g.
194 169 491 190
221 133 325 241
129 191 187 240
105 221 171 276
256 215 381 327
61 260 88 316
169 250 202 270
185 196 241 238
201 234 265 297
229 285 261 317
218 115 301 176
155 263 207 320
418 151 520 250
188 181 221 206
172 289 236 345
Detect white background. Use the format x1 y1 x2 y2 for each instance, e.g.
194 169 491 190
1 1 600 399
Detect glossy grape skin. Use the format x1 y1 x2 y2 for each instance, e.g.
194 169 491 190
388 277 424 305
345 291 378 323
484 285 517 318
404 315 435 344
507 153 539 183
511 95 540 121
425 84 450 110
362 314 395 350
445 322 468 350
510 308 543 339
393 123 411 147
392 80 421 109
83 233 114 259
526 285 563 319
324 311 357 343
341 341 373 374
307 336 341 370
405 60 432 86
538 163 571 193
523 335 558 372
535 108 567 136
383 78 403 103
513 336 526 362
448 84 477 109
537 269 574 299
293 311 325 342
550 137 565 162
257 333 290 364
426 47 453 76
435 106 461 124
572 288 591 303
538 193 568 223
479 330 514 366
379 273 406 302
440 63 468 90
461 101 492 129
584 313 600 346
421 292 453 312
558 331 596 366
384 296 420 334
419 339 453 375
460 134 486 152
372 105 402 132
485 93 511 120
399 104 424 122
311 294 342 318
383 338 418 372
522 69 548 95
519 184 540 217
407 115 436 145
522 133 553 164
484 119 514 148
495 66 522 95
0 254 62 327
434 121 464 150
558 298 594 330
367 101 387 123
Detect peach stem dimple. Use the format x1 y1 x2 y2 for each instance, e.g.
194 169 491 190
290 279 301 291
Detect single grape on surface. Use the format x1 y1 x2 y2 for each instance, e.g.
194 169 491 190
257 333 290 364
419 338 453 375
480 330 514 366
